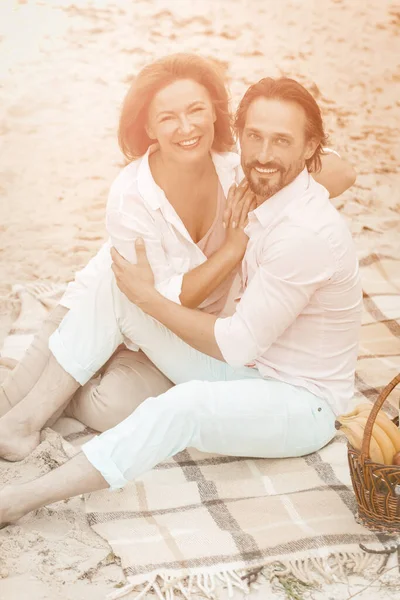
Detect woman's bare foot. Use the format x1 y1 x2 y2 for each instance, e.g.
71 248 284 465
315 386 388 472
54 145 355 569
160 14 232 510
0 417 40 462
0 484 31 526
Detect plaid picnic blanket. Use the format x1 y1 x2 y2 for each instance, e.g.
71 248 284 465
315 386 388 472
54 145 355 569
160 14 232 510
1 254 399 600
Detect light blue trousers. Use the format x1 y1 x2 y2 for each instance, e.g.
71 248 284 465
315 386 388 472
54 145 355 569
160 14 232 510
49 269 336 489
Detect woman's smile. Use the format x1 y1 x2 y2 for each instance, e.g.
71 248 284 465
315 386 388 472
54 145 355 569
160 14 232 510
175 136 202 150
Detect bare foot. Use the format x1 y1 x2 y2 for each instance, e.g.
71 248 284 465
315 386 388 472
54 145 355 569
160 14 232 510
0 418 40 462
0 484 30 526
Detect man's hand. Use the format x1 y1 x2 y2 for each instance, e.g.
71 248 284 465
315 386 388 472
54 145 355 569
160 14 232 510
111 240 158 307
112 240 223 361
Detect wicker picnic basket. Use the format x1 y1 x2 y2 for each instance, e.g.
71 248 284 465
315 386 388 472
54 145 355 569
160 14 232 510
347 373 400 532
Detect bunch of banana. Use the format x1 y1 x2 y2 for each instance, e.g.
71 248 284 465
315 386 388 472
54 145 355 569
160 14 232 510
335 403 400 465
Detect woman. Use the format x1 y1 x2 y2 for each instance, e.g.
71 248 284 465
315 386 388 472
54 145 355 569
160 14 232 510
0 54 355 458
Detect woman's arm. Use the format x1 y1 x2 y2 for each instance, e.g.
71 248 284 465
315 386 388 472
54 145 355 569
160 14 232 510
107 184 253 310
179 185 255 308
312 151 356 198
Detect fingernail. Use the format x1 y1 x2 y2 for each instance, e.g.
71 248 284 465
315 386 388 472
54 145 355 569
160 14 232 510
232 222 236 229
136 237 144 245
222 222 226 229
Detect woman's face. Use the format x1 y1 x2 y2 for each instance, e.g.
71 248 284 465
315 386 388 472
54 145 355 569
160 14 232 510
146 79 217 163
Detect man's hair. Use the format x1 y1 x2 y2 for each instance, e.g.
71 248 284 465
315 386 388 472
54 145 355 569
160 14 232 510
118 53 235 161
234 77 328 172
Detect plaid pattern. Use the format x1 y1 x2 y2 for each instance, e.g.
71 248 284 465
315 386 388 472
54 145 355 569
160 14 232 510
1 256 399 599
356 255 400 416
83 254 400 598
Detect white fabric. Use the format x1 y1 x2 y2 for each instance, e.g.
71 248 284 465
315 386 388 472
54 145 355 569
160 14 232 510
51 268 336 490
214 169 362 416
83 377 336 490
60 146 340 312
60 146 241 311
322 146 341 158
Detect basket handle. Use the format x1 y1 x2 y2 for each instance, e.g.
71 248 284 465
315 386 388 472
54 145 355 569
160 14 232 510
360 373 400 463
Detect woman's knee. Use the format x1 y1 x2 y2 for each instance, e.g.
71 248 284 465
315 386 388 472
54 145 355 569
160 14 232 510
67 353 174 431
67 379 139 431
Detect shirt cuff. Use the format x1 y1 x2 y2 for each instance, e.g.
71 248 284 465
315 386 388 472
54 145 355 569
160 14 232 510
214 316 243 367
156 273 184 304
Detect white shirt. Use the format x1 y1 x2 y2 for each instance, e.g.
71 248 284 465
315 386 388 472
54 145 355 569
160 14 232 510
61 146 241 311
61 146 339 311
214 169 362 415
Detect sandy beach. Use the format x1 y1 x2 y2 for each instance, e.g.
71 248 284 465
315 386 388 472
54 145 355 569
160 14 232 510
0 0 399 598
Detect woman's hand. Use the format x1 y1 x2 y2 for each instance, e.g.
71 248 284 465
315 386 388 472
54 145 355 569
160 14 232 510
111 240 158 307
223 179 256 260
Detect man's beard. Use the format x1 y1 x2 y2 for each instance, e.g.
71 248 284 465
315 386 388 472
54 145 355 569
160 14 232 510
243 159 304 200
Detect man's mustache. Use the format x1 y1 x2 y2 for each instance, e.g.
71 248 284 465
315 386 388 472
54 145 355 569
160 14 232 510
246 162 284 172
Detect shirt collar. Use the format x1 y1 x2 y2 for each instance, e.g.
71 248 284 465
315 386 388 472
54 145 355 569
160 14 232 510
252 168 311 228
136 144 241 211
136 144 163 211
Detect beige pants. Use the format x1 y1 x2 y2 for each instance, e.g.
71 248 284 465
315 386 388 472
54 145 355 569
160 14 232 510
0 305 173 431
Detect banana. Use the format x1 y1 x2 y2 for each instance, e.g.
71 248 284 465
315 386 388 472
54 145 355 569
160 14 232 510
338 403 400 455
338 420 385 464
338 403 374 419
349 416 396 465
357 409 400 453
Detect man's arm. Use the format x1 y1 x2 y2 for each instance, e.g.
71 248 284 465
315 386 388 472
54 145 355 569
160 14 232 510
312 151 356 198
111 231 334 364
142 292 223 359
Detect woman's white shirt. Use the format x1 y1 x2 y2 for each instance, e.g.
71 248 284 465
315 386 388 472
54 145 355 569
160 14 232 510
60 146 241 311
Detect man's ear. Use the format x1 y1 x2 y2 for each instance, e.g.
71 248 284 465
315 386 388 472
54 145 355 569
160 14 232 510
304 138 319 161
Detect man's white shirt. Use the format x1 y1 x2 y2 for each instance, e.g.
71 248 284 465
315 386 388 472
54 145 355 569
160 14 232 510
215 168 362 415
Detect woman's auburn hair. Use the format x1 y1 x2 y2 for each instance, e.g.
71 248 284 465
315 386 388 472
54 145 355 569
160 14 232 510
118 53 235 161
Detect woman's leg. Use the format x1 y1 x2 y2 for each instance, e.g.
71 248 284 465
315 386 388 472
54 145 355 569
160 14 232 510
0 377 336 525
0 305 68 416
49 268 259 387
65 349 173 432
0 353 80 460
0 268 254 460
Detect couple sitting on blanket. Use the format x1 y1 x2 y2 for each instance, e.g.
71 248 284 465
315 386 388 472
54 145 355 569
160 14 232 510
0 53 362 526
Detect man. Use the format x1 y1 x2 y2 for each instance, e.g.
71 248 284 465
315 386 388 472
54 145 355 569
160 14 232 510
0 78 362 524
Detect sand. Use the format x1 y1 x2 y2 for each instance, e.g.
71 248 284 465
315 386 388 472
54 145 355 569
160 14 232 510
0 0 399 598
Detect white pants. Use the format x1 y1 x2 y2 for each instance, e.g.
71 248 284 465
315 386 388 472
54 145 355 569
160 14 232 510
49 269 336 489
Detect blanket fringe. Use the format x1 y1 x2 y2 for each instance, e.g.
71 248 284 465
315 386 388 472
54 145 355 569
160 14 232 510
106 551 387 600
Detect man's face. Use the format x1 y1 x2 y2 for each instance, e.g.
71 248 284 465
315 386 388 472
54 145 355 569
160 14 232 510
240 97 318 202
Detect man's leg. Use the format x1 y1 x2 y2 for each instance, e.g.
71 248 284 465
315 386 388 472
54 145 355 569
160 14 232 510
65 349 173 432
0 452 107 526
0 377 335 525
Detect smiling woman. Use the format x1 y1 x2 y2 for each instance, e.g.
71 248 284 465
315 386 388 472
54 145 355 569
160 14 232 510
0 53 251 451
118 53 234 160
